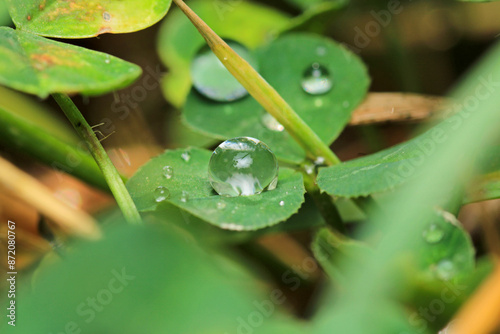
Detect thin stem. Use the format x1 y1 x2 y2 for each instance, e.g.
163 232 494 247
52 94 141 225
172 0 340 166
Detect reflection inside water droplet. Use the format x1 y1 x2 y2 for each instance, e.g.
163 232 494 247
301 63 333 95
190 40 258 102
208 137 279 197
261 113 284 132
279 201 285 207
163 166 174 179
154 186 170 203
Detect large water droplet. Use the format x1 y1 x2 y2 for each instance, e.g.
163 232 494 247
422 223 445 244
261 113 284 132
436 259 456 281
154 186 170 203
301 63 333 95
190 41 258 102
163 166 174 179
208 137 279 197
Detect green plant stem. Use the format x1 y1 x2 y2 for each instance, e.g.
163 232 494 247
172 0 341 166
52 93 141 225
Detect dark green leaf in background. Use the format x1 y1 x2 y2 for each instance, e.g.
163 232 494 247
0 27 141 98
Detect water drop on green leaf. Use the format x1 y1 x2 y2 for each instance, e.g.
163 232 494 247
301 63 333 95
422 223 445 244
163 166 174 179
208 137 279 197
154 186 170 203
181 151 191 162
190 40 258 102
180 191 189 203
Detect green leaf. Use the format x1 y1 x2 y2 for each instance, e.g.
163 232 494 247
157 0 290 107
127 147 306 231
6 0 172 38
282 1 349 33
184 33 370 164
0 0 11 26
13 224 305 333
0 27 141 98
284 0 348 11
414 209 475 280
317 122 452 197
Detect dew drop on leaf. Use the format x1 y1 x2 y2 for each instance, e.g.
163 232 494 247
422 223 445 244
190 40 258 102
217 202 226 210
154 186 170 203
208 137 279 197
163 166 174 179
301 63 333 95
181 151 191 162
180 191 189 203
261 113 284 132
435 259 456 281
279 201 285 207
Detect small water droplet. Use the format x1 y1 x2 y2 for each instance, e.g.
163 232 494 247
180 191 189 203
261 113 284 132
314 157 325 165
163 166 174 179
304 164 315 175
190 40 258 102
279 201 285 207
217 202 226 210
181 151 191 162
208 137 279 197
104 56 110 64
422 223 445 244
342 100 350 108
436 259 456 281
301 63 333 95
154 186 170 203
103 11 111 22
